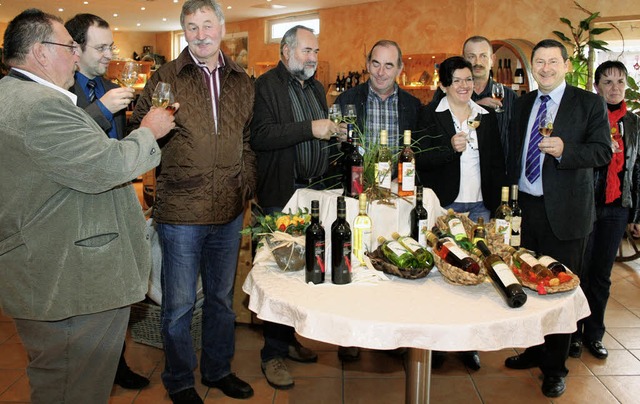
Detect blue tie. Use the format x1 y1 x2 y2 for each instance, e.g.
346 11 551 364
87 79 97 103
524 95 550 183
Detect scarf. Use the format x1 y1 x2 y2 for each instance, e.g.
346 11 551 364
605 101 627 204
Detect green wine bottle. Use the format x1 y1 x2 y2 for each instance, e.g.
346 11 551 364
445 209 474 251
377 236 420 268
391 232 434 269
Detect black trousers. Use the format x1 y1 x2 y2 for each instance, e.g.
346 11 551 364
519 192 588 377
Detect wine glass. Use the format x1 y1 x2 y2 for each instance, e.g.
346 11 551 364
538 109 554 137
344 104 357 122
328 104 342 124
465 113 481 150
120 61 139 88
491 83 505 113
152 82 175 113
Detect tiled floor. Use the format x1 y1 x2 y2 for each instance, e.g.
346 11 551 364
3 252 640 403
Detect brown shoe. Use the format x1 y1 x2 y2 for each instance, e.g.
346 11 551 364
261 358 294 390
287 342 318 363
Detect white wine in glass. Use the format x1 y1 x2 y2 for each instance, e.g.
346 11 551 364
328 104 342 124
491 83 505 113
152 82 175 113
539 110 554 137
467 114 481 130
120 61 139 88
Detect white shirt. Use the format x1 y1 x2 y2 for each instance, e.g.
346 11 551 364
12 68 77 104
436 97 489 203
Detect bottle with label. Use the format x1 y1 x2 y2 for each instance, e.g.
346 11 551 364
377 235 419 269
472 217 487 245
305 200 325 284
495 186 512 245
335 72 342 92
375 130 392 196
343 123 363 198
331 196 352 284
510 247 553 279
432 63 440 87
391 232 434 269
410 185 429 246
397 130 415 197
509 185 522 249
352 194 373 264
445 209 474 251
496 59 504 84
505 59 513 86
474 240 527 308
513 60 524 85
426 227 480 275
537 255 567 276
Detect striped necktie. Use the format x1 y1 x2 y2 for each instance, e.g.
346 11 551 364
524 95 550 183
87 79 97 103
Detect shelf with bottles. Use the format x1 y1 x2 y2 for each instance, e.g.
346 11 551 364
397 53 454 104
491 39 537 96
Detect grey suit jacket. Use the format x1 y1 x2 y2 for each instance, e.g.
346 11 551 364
507 85 611 240
72 77 127 139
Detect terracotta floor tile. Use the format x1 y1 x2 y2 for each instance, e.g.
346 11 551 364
599 375 640 404
274 377 342 404
610 280 640 309
0 343 27 370
0 323 16 345
230 348 263 379
554 376 619 403
604 309 640 327
472 375 548 404
582 349 640 375
471 349 535 377
296 334 340 352
234 324 265 351
343 350 404 379
343 377 404 403
0 373 30 402
288 351 343 378
0 370 24 397
607 327 640 350
429 375 482 403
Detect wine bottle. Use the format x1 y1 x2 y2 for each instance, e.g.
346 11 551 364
342 123 363 198
509 185 522 249
397 130 415 197
495 186 512 245
426 227 480 275
505 59 513 86
352 193 373 264
335 72 341 92
475 240 527 308
513 60 524 85
410 185 429 246
377 235 419 269
391 232 434 269
496 59 503 84
511 247 553 279
472 217 487 245
537 255 567 276
445 209 474 251
331 196 352 284
305 200 325 284
375 130 392 196
432 63 440 86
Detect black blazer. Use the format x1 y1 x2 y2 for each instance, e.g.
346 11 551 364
71 77 127 140
415 102 506 213
506 85 611 240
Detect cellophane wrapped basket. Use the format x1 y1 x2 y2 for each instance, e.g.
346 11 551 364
265 231 305 272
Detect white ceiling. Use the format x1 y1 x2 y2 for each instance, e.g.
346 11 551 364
0 0 380 32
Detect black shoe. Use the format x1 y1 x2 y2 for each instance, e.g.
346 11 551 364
461 351 481 370
202 373 254 399
338 346 360 362
431 351 445 369
169 387 203 404
504 352 539 370
569 340 583 358
114 366 150 389
587 340 608 359
541 376 566 398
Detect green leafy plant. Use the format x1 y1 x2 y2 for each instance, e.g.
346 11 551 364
627 75 640 115
553 1 611 90
241 208 311 240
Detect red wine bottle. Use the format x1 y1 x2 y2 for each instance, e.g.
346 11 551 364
410 185 429 246
305 200 325 284
331 196 352 284
426 227 480 275
344 124 363 198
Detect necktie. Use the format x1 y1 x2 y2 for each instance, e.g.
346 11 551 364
87 79 97 103
524 95 550 183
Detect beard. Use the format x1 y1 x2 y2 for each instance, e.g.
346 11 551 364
287 50 316 81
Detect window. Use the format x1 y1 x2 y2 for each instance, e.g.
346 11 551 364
173 32 188 60
266 14 320 44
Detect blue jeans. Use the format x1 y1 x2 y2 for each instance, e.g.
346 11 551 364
157 213 243 394
444 201 490 222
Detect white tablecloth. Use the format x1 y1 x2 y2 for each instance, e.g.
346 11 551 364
243 251 590 351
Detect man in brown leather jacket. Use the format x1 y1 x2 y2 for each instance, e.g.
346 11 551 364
129 1 256 403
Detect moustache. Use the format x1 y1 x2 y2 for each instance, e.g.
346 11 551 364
473 64 485 70
193 39 214 46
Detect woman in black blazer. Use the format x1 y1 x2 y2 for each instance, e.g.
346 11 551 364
415 56 506 220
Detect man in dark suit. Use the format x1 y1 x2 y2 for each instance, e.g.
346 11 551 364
505 39 611 398
65 13 148 390
66 14 134 140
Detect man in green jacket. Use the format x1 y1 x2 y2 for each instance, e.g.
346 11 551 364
0 8 176 404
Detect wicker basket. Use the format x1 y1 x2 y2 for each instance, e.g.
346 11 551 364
366 247 434 279
129 300 202 350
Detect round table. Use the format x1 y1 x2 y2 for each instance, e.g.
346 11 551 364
243 249 590 403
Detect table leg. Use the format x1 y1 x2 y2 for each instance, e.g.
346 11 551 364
405 348 431 404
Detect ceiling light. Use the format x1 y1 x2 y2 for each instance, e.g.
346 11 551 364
83 1 89 4
227 6 232 9
58 8 64 12
173 0 179 3
162 18 167 21
136 23 141 27
113 13 118 17
141 7 146 11
114 28 119 31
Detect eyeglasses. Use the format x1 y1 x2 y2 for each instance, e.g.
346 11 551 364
451 77 474 86
42 41 79 55
87 44 116 54
533 59 562 68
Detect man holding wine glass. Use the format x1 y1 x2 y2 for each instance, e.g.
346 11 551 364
65 14 135 140
505 39 611 398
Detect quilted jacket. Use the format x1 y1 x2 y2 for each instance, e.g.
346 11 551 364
130 48 256 224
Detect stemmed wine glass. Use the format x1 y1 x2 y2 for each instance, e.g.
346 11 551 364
538 109 554 137
344 104 357 122
466 113 481 150
152 82 175 113
329 104 342 124
120 61 140 88
491 83 505 113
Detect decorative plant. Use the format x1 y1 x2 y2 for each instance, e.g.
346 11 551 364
553 1 611 91
241 208 311 240
627 76 640 114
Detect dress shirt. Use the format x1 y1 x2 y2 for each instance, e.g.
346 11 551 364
12 68 77 104
75 72 118 138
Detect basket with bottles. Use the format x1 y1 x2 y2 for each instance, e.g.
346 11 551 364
366 232 435 279
508 249 580 295
431 210 488 285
